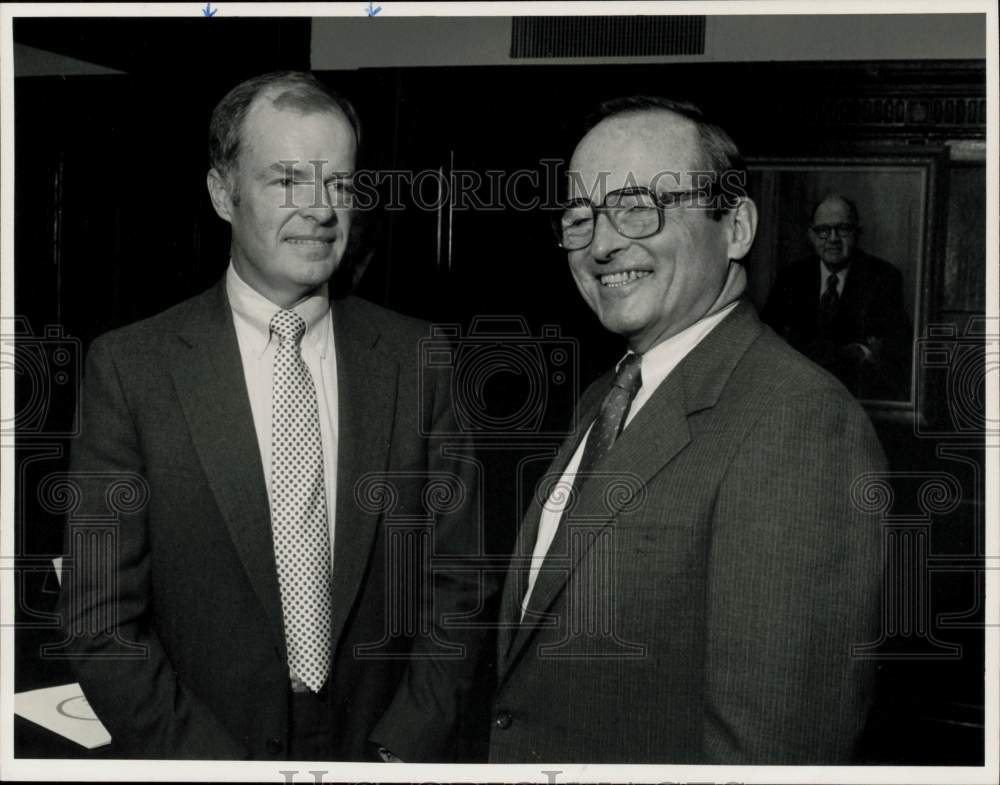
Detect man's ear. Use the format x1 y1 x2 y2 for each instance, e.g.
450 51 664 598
207 168 235 223
726 197 758 262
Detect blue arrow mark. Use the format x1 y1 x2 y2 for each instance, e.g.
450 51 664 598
366 1 382 16
203 2 217 17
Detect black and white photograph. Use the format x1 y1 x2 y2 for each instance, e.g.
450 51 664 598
0 2 995 783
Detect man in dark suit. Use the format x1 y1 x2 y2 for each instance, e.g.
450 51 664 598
762 194 912 400
489 97 886 764
59 71 485 761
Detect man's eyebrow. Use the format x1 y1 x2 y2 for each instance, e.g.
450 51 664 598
263 163 354 181
264 162 311 177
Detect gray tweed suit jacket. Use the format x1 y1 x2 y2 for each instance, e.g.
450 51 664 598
489 300 886 764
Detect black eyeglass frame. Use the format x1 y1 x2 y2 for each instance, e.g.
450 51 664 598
809 223 859 240
552 185 715 250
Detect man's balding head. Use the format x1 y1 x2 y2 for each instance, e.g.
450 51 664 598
563 102 757 352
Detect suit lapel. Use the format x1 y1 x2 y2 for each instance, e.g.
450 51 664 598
501 374 690 677
805 260 823 314
169 281 286 657
170 287 399 665
496 383 604 666
329 299 398 654
499 302 763 681
838 253 869 326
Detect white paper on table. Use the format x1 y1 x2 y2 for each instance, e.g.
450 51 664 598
14 682 112 749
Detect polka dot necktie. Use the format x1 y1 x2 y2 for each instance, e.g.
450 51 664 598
269 309 332 693
575 352 644 486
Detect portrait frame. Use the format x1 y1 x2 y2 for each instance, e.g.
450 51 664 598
745 147 950 421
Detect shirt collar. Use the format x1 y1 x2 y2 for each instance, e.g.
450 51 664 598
820 260 851 280
225 262 332 359
619 300 740 395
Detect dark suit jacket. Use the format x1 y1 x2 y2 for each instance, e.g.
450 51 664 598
762 250 912 399
59 279 487 760
489 302 886 764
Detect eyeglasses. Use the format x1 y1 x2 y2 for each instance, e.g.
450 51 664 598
810 223 858 240
553 186 709 251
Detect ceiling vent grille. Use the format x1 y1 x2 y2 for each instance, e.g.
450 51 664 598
510 16 706 59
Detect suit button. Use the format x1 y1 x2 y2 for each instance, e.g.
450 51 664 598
494 711 512 730
266 737 282 754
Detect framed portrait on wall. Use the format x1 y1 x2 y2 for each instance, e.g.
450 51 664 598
744 148 949 418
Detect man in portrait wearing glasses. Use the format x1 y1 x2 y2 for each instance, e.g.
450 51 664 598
762 194 912 400
489 97 885 764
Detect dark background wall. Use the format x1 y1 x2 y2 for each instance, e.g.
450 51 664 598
10 15 988 764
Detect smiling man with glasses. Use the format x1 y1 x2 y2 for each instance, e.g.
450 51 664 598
763 193 912 400
490 96 886 764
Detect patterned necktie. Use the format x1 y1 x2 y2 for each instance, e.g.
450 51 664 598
269 309 332 693
574 352 644 484
514 352 644 612
818 272 840 335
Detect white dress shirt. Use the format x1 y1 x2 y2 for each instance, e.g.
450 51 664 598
521 301 739 617
225 263 339 681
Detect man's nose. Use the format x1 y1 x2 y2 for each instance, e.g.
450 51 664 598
589 211 628 262
302 183 338 223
